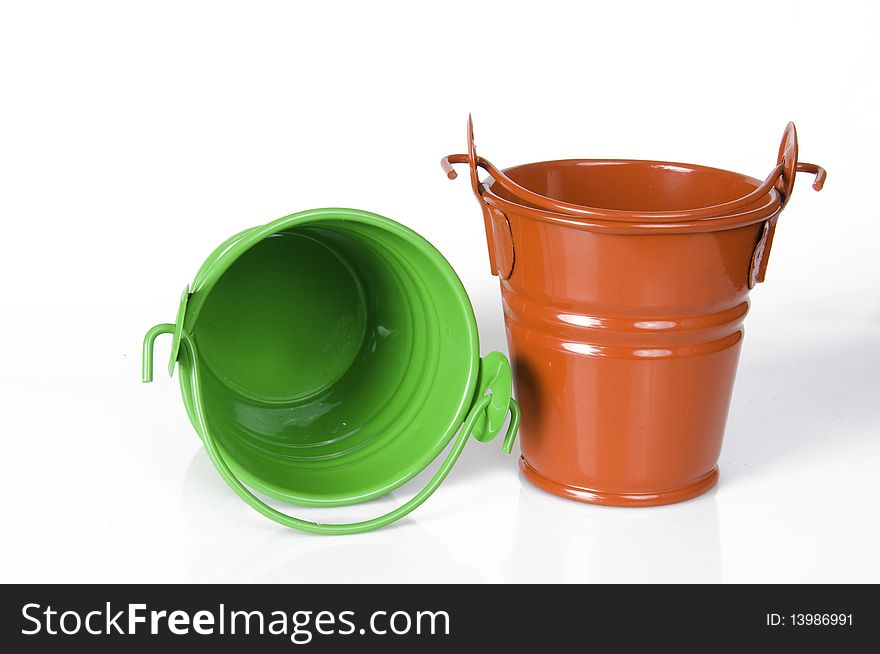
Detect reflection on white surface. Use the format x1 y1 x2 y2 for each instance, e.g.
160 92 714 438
180 449 485 583
181 446 722 584
509 484 721 583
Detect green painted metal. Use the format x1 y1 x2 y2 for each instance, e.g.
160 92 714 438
143 207 519 535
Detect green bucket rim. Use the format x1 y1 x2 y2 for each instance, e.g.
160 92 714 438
179 208 481 507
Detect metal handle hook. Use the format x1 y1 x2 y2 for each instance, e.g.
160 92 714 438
440 154 467 180
796 162 827 191
142 323 176 383
501 399 521 454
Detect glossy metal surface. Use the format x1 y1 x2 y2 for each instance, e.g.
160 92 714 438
444 119 825 506
143 208 519 534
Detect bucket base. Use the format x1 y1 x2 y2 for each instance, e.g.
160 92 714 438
519 458 718 507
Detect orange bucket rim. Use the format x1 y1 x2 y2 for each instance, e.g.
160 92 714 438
482 158 782 235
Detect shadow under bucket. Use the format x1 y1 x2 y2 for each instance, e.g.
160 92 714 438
443 118 826 506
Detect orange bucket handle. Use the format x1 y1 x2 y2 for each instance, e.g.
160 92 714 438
748 124 826 286
774 121 826 208
441 117 826 222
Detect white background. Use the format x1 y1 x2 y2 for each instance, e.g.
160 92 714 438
1 0 877 583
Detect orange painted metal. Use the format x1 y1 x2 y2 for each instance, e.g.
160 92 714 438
443 117 825 506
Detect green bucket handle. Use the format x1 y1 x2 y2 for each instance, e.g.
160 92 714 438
143 323 520 536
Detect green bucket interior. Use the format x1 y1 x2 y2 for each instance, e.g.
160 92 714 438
184 213 479 506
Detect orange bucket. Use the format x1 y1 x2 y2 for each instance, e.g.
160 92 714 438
442 117 826 506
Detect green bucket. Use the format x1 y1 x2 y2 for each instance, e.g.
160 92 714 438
143 208 519 535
